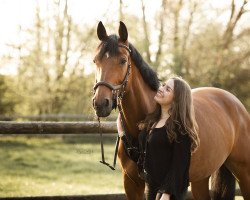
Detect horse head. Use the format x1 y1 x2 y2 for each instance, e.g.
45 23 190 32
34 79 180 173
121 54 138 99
92 21 132 117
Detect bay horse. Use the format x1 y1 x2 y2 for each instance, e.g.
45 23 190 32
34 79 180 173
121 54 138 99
92 21 250 200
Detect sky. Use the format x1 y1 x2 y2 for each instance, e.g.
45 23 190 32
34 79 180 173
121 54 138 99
0 0 248 75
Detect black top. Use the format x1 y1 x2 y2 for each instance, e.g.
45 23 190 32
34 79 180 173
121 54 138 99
137 126 191 196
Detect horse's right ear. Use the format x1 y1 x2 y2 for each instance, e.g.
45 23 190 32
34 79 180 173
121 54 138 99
97 21 108 41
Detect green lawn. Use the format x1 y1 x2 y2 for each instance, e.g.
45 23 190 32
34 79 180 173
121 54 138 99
0 135 244 199
0 134 124 197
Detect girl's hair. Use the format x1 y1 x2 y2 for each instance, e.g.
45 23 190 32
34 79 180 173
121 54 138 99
138 76 200 152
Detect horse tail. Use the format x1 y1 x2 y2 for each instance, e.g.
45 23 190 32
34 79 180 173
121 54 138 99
211 164 236 200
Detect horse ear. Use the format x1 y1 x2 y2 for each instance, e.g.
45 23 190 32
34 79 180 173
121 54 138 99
97 21 108 41
119 21 128 42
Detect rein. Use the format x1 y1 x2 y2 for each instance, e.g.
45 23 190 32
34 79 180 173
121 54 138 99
94 44 136 170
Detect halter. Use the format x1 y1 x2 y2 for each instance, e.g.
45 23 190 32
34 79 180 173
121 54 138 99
93 44 138 170
93 44 131 108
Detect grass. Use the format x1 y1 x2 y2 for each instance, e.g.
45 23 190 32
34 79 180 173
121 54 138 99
0 134 124 197
0 135 244 199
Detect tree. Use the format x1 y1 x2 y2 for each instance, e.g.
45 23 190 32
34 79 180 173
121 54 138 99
15 0 96 115
3 0 249 115
0 75 16 115
139 0 250 110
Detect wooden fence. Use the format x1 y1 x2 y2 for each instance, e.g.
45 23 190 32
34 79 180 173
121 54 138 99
0 114 117 121
0 194 126 200
0 121 117 134
0 121 242 199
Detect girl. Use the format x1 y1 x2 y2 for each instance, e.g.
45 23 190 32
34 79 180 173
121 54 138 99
137 76 200 200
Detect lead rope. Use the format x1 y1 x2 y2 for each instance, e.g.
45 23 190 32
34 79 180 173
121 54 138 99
96 50 131 170
97 95 126 171
113 135 120 168
97 81 126 171
98 117 115 170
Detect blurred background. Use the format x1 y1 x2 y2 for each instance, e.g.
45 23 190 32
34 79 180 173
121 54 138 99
0 0 249 198
0 0 249 118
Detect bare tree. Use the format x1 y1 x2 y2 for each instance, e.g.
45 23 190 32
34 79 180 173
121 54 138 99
141 0 152 64
181 1 198 77
154 0 168 71
119 0 124 22
211 0 250 86
222 0 249 49
172 0 184 75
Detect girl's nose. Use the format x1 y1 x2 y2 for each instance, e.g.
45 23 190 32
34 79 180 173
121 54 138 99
158 86 164 92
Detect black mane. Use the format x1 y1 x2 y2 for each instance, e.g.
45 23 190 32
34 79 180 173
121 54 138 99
97 35 159 91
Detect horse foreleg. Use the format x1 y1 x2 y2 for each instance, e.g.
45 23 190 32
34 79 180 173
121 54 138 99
118 145 145 199
191 177 211 200
123 170 145 200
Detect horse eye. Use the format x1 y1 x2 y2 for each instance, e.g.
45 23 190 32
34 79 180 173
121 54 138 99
93 59 96 63
120 59 127 65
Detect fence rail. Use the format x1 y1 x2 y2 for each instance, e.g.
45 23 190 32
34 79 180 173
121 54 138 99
0 121 117 134
0 114 117 121
0 194 126 200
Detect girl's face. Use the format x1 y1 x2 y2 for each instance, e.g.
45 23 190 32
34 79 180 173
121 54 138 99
154 79 174 106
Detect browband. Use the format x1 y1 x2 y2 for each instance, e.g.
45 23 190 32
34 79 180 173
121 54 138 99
118 44 131 53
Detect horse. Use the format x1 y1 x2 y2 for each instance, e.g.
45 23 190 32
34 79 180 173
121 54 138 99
92 21 250 200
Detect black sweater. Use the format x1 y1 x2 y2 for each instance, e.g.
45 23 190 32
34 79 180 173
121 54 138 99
137 126 191 196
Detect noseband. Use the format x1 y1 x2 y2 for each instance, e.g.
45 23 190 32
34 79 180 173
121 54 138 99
93 44 131 108
93 44 138 170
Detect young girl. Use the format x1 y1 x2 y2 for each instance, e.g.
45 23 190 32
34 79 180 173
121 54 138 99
137 76 200 200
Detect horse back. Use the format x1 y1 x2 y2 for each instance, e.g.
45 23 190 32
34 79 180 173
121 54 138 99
192 87 249 136
189 87 250 181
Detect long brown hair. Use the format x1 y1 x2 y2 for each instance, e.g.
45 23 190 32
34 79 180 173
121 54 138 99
139 76 200 152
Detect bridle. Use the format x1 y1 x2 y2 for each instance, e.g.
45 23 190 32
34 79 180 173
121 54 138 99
93 43 131 109
93 43 136 170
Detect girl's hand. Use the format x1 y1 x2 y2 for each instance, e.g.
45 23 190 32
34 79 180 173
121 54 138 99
117 114 124 137
159 193 170 200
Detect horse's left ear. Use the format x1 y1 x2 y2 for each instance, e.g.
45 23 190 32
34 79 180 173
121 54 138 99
119 21 128 42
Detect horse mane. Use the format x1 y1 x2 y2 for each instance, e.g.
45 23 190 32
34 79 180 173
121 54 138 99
97 35 159 91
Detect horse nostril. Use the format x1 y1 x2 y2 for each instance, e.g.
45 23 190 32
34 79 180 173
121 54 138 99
105 98 110 107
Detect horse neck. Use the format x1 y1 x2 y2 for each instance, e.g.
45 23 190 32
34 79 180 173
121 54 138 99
121 62 156 137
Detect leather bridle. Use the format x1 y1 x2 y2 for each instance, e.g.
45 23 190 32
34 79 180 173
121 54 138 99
93 43 136 170
93 44 131 109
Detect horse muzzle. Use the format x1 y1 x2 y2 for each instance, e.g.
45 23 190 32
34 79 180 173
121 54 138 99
92 97 113 117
